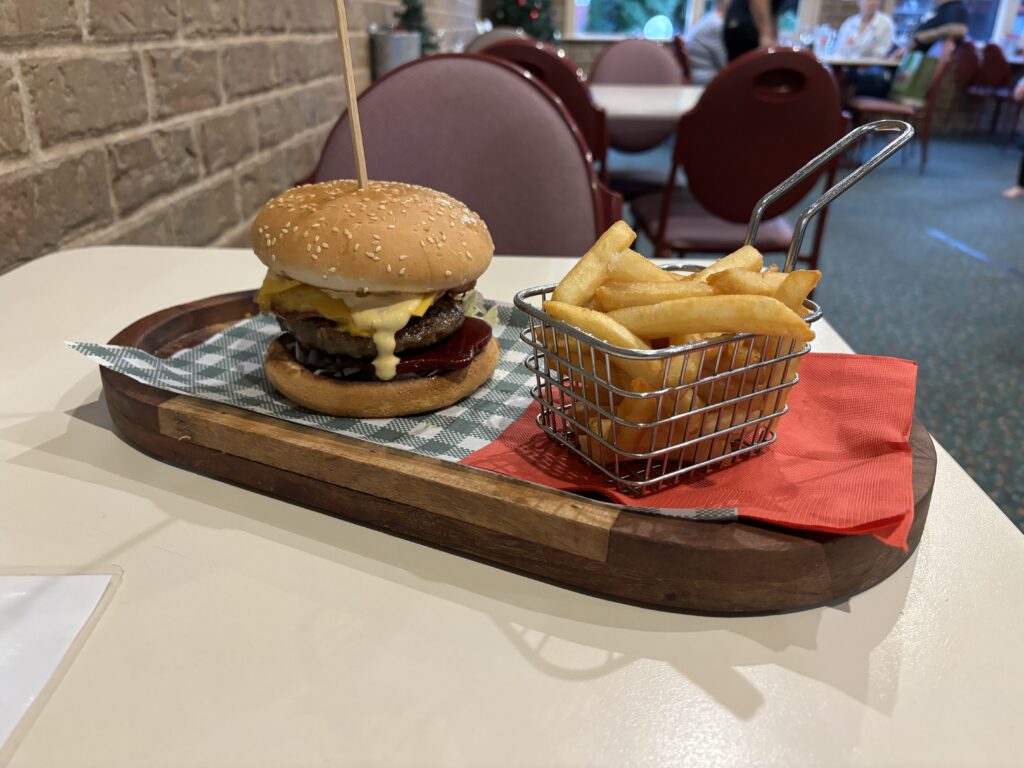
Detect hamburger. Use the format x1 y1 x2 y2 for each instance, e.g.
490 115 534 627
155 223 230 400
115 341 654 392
252 180 498 418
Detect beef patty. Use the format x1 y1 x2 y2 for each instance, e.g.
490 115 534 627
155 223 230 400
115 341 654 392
276 293 465 359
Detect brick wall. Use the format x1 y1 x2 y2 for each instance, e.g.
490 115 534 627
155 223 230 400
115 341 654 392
0 0 480 274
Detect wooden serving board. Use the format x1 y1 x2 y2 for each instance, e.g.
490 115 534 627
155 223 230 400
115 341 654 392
100 291 936 615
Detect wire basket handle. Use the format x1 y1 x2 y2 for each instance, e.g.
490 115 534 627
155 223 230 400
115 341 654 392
744 119 915 272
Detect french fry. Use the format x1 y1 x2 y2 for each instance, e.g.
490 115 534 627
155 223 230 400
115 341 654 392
694 245 763 282
543 300 662 384
595 279 714 311
607 249 680 284
707 268 787 297
551 221 635 305
774 269 822 314
540 326 631 405
607 295 815 342
614 379 661 454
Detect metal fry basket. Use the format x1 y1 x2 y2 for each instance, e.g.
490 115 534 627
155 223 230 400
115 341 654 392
513 120 914 495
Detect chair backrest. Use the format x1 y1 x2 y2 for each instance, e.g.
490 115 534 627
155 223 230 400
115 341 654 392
673 47 844 223
672 35 693 82
980 42 1011 88
311 54 612 256
465 27 528 53
590 38 685 85
954 41 981 88
480 39 608 169
590 39 684 152
923 39 956 119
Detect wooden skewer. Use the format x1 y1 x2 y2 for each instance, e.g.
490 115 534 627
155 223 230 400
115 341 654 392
331 0 368 189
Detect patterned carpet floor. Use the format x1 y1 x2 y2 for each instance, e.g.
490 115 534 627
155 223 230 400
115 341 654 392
620 137 1024 532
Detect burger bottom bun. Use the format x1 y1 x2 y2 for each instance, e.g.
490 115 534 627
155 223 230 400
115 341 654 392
264 336 500 418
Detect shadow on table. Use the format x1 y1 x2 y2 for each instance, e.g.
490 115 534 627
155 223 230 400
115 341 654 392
2 378 919 732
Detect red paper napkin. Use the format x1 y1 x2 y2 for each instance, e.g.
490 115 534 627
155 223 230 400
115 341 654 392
461 353 919 549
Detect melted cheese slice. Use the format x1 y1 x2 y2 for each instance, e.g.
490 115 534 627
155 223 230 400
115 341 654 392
256 271 437 381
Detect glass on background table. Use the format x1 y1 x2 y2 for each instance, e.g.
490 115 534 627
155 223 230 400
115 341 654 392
1 246 1023 767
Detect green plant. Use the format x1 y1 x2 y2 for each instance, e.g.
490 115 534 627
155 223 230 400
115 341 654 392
395 0 438 53
489 0 559 41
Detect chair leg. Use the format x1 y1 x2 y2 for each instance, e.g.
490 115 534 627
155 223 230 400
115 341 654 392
921 118 929 174
990 99 1003 135
1003 102 1022 147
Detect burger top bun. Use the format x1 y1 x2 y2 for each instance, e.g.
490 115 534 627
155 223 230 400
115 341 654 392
251 180 494 294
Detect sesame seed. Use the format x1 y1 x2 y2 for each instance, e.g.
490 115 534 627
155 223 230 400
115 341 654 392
322 242 329 248
328 267 336 273
314 234 320 242
332 226 339 233
465 250 472 259
374 245 382 252
303 230 309 237
372 255 381 261
387 224 396 229
399 267 407 275
353 243 360 250
306 244 311 252
444 269 452 276
343 229 353 239
399 254 407 260
316 246 321 253
386 264 392 272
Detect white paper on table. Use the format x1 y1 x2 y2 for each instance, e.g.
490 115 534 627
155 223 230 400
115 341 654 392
0 573 118 760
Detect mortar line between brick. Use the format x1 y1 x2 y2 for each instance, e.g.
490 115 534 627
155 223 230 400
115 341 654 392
0 32 346 62
176 0 185 43
10 60 42 156
138 47 158 123
75 122 334 248
73 0 89 41
214 47 228 106
0 73 345 177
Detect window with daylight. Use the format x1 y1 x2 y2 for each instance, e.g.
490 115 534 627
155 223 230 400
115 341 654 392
892 0 1001 45
571 0 692 38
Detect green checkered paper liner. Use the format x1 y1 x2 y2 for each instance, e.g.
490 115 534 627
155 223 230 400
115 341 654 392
68 304 535 463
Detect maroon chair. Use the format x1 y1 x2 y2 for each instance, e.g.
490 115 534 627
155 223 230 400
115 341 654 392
631 48 844 269
464 27 529 53
310 54 621 257
480 39 609 181
672 35 693 82
972 43 1017 138
590 38 684 152
848 40 953 173
954 42 982 129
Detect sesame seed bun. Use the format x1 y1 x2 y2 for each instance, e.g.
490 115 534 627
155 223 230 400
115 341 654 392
252 180 494 294
264 336 500 417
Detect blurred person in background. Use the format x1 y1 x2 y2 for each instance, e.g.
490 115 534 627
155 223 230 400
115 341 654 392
905 0 967 53
687 0 730 83
836 0 895 96
834 0 894 59
1002 79 1024 199
723 0 797 60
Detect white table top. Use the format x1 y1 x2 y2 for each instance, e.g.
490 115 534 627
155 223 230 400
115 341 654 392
820 55 900 68
589 84 704 121
3 246 1023 767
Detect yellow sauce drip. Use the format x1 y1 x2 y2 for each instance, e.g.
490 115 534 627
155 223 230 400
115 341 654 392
346 294 434 380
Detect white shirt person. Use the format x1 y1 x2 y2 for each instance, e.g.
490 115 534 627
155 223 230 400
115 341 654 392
834 0 895 59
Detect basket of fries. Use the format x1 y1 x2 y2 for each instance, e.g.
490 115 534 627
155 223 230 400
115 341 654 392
513 119 914 495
